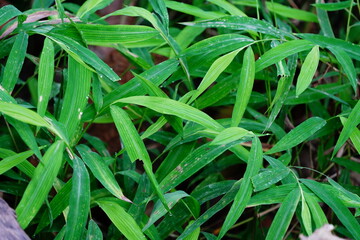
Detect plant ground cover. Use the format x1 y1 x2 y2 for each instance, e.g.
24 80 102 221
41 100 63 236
0 0 360 239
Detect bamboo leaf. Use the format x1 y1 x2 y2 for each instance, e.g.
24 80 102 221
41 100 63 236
211 127 253 146
328 47 357 93
86 219 103 240
0 101 69 144
110 106 150 163
296 45 320 96
315 0 335 38
114 96 223 131
6 117 42 159
1 31 28 92
77 23 161 46
333 100 360 157
143 191 189 231
183 16 294 39
16 141 65 229
255 40 313 72
165 0 225 19
0 5 22 26
0 150 34 175
265 1 318 22
207 0 246 16
265 188 300 240
218 137 262 239
340 117 360 155
301 193 313 235
82 59 179 121
46 31 119 82
231 47 255 126
76 144 129 202
178 180 242 240
312 1 354 11
190 47 243 103
160 141 241 193
36 179 73 233
298 33 360 61
304 192 328 229
77 0 112 19
97 198 146 240
182 34 253 64
266 117 326 154
59 56 91 141
37 38 54 118
110 105 169 211
64 156 90 240
301 179 360 239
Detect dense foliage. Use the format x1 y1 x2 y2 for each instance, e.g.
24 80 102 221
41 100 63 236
0 0 359 239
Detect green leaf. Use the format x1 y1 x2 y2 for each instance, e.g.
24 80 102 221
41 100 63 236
0 149 34 175
46 31 119 82
77 23 161 46
83 59 179 121
315 0 335 38
266 117 326 154
110 105 172 211
211 127 253 146
59 56 91 141
165 0 225 19
333 100 360 157
36 179 72 233
255 40 314 72
266 54 297 130
160 141 241 192
190 47 243 103
110 106 150 163
0 5 22 26
183 220 201 240
86 219 103 240
301 192 312 236
76 144 129 202
102 6 158 29
296 45 320 96
304 191 328 229
333 157 360 174
265 188 300 240
64 156 90 240
77 0 112 19
0 101 68 144
183 16 294 39
218 137 262 239
16 141 65 229
265 1 318 22
37 38 54 117
312 1 354 11
252 167 290 192
340 117 360 155
6 117 42 159
231 47 255 126
298 33 360 61
143 191 189 230
150 0 169 31
207 0 246 16
97 198 146 240
182 34 254 64
301 179 360 240
114 96 223 131
1 31 28 92
327 177 360 206
328 47 357 92
32 0 54 8
178 180 242 240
